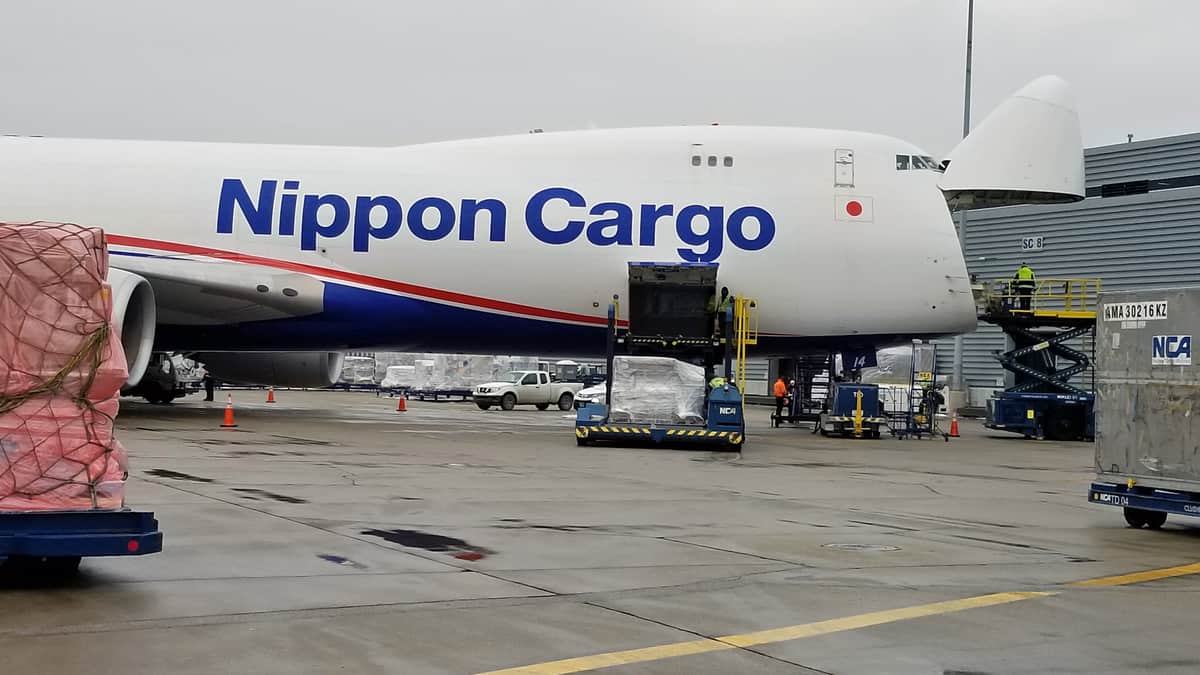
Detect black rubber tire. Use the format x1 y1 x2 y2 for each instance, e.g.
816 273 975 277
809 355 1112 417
476 402 491 410
1044 408 1083 441
557 393 574 411
1145 510 1168 530
1123 507 1150 528
535 403 550 411
500 393 517 411
576 437 588 447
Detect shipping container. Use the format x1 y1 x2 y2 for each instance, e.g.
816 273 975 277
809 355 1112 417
1090 286 1200 528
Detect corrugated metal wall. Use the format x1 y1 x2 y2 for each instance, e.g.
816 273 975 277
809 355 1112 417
940 133 1200 397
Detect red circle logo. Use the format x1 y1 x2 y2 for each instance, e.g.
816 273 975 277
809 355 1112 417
845 201 863 217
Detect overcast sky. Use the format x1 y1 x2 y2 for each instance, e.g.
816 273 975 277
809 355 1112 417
2 1 1194 155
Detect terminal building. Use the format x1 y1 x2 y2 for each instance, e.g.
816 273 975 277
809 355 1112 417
937 132 1200 408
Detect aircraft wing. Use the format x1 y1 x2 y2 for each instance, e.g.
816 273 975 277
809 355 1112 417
111 254 326 326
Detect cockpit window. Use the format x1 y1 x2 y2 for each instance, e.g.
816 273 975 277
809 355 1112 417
913 155 942 171
896 154 943 172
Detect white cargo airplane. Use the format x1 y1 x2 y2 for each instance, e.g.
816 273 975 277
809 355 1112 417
0 76 1082 399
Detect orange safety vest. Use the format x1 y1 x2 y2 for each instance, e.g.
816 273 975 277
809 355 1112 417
773 379 788 397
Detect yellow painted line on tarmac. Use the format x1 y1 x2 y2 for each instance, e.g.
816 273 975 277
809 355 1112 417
477 559 1200 675
1067 561 1200 587
475 592 1050 675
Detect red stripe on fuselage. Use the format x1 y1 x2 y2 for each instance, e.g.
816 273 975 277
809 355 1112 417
105 234 619 327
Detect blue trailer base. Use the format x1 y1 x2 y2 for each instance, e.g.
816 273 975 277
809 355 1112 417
0 510 162 560
574 386 745 449
575 420 744 448
1089 482 1200 523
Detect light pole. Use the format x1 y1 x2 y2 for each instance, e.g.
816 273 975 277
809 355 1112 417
951 0 974 395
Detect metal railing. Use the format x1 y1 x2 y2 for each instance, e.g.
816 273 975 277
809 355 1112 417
733 296 758 407
980 278 1101 317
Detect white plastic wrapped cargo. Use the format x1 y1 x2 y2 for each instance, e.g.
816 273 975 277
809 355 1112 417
373 352 416 382
608 356 705 425
426 354 489 389
859 346 912 385
380 365 416 389
339 356 376 385
412 359 436 390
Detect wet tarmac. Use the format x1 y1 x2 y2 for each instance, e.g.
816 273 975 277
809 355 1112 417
3 390 1198 674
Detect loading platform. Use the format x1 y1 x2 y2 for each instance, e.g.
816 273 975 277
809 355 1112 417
575 263 755 450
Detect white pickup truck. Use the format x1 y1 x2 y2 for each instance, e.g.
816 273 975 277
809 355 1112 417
473 371 583 411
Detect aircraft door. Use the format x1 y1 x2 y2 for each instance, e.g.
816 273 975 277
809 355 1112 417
834 149 855 188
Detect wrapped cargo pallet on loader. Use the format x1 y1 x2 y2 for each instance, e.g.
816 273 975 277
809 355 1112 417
608 356 706 425
1090 287 1200 528
0 223 129 512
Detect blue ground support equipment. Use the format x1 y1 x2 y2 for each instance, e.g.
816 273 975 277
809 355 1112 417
0 509 162 573
813 383 886 438
574 263 752 450
980 278 1098 441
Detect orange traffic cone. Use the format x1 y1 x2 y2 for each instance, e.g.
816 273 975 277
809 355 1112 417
949 414 960 438
266 387 276 404
221 394 238 428
396 395 407 413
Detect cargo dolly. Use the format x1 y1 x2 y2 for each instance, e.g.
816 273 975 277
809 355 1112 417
1 509 163 574
980 278 1098 441
575 263 754 450
1086 482 1200 530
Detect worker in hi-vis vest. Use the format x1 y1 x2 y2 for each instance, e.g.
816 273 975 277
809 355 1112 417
707 286 733 336
1013 262 1036 311
773 376 789 425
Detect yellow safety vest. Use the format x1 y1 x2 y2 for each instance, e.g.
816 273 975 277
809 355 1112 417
1017 266 1035 281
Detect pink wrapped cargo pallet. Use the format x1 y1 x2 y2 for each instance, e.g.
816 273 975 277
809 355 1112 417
0 222 129 511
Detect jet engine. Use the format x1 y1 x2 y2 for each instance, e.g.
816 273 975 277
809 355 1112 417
107 268 157 388
196 352 345 388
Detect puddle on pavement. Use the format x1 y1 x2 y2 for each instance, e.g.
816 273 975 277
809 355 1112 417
361 528 494 560
231 488 309 504
317 554 367 569
145 469 215 483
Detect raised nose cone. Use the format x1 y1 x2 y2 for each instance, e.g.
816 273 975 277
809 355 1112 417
940 75 1084 211
1013 74 1076 110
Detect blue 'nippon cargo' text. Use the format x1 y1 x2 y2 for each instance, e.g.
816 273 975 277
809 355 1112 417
215 179 776 262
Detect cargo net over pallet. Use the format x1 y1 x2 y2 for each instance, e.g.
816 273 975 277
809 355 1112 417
0 223 128 511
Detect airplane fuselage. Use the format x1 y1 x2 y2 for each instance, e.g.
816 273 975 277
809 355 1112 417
0 126 977 356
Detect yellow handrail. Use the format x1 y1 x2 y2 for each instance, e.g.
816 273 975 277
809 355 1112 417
733 296 758 411
983 277 1102 316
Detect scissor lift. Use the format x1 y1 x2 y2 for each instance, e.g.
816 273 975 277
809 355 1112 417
980 278 1099 441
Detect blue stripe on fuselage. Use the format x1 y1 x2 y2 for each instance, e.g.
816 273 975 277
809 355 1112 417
151 279 948 356
153 280 609 356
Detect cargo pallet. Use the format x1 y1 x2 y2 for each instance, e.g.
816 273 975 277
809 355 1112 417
575 262 753 450
0 510 163 573
980 278 1099 441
